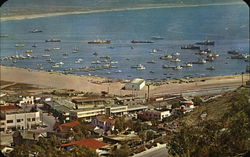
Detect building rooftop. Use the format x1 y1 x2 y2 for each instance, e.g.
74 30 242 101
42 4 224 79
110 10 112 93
61 139 107 150
0 105 21 111
130 78 145 84
95 116 115 125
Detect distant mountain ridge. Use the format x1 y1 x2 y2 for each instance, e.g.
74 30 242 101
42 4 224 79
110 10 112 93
2 0 244 8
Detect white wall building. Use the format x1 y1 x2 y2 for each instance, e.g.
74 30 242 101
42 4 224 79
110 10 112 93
125 78 145 90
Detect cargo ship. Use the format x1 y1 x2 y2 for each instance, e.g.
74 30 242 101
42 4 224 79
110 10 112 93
195 40 215 45
181 45 200 49
45 39 61 42
131 40 154 43
88 40 111 44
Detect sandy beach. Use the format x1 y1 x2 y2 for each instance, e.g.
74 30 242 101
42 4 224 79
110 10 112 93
0 2 244 22
1 65 249 96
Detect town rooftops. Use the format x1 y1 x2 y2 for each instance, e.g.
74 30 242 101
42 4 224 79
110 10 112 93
130 78 145 84
61 139 107 150
0 105 21 111
127 105 148 111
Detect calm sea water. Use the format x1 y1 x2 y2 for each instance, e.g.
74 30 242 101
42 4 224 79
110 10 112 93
1 4 249 81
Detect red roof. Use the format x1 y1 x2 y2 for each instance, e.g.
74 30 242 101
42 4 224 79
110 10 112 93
0 105 20 111
60 121 80 128
61 139 107 150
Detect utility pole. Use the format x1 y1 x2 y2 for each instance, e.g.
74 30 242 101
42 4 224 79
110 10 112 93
146 84 150 101
241 72 244 87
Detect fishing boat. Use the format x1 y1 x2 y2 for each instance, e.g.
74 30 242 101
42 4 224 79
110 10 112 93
32 43 37 47
227 50 240 55
159 55 172 60
30 29 42 33
181 45 200 49
147 60 156 64
42 54 50 57
149 49 157 54
193 59 207 64
131 64 146 70
110 61 118 64
115 70 122 73
171 58 181 62
172 52 180 56
72 47 79 53
91 60 101 64
162 64 174 68
131 40 154 43
88 40 111 44
183 63 193 67
195 40 215 45
195 51 208 55
75 58 83 64
173 66 183 70
151 36 164 40
15 44 25 47
93 52 98 56
45 39 61 42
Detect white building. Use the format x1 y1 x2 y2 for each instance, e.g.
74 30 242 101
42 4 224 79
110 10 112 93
124 78 145 90
0 105 40 132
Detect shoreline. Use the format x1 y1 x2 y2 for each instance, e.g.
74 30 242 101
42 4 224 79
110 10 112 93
1 65 249 96
0 2 245 22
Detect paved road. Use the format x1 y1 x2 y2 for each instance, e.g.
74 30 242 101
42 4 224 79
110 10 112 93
32 111 56 133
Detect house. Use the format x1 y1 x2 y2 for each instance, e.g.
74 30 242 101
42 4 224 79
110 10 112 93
61 138 108 156
124 78 145 90
137 110 171 121
53 120 80 138
91 115 115 132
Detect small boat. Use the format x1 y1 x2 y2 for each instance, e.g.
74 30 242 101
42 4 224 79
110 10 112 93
151 36 164 40
32 44 37 47
100 56 111 59
171 58 181 62
183 63 193 67
172 52 180 56
30 29 42 33
131 40 154 43
25 50 33 53
88 40 111 44
206 66 215 70
181 45 200 50
149 49 157 54
52 64 60 68
0 34 8 38
231 54 248 59
195 40 215 45
75 58 83 64
162 64 174 68
173 66 183 70
91 60 101 64
72 47 79 53
93 52 98 56
195 51 207 55
15 44 25 47
227 50 240 55
159 55 172 60
110 61 118 64
57 62 64 65
45 39 61 42
63 53 68 56
193 59 207 64
53 47 61 50
115 70 122 73
147 60 156 64
45 48 51 51
131 64 146 70
42 54 50 57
